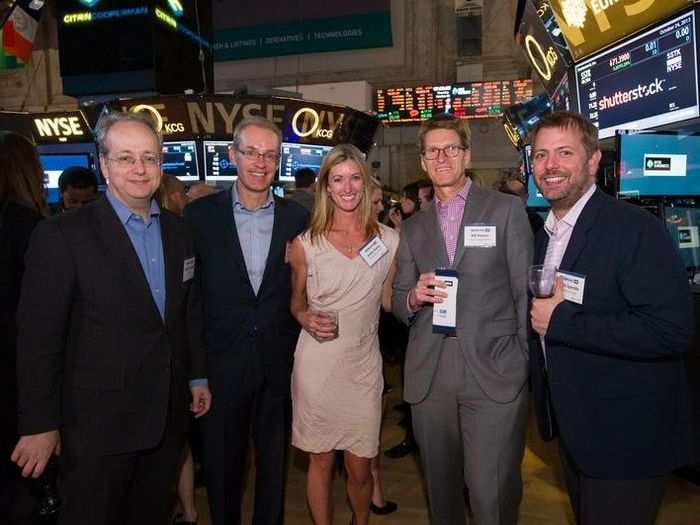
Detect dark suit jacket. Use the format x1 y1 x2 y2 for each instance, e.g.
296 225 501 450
16 196 204 456
529 189 695 479
183 189 309 396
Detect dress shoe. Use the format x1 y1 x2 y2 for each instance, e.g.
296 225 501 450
384 439 418 458
393 402 410 414
370 500 398 515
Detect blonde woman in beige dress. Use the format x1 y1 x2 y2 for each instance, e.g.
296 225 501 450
288 144 398 525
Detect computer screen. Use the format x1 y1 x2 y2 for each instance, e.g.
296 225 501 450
162 141 199 182
617 131 700 197
574 9 699 139
664 206 700 269
526 174 550 208
39 153 92 204
203 141 237 182
272 184 285 199
279 142 332 182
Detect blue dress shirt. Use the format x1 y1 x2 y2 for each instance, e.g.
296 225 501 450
106 191 165 319
232 182 275 295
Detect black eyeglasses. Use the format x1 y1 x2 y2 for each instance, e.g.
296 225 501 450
421 145 466 160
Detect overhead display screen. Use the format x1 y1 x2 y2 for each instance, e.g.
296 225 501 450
549 0 689 61
575 10 699 139
374 80 533 124
516 0 571 94
617 131 700 197
450 80 534 119
374 85 452 124
279 142 332 182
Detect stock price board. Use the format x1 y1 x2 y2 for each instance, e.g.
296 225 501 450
374 80 533 124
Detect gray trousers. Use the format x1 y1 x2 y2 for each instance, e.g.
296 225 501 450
412 339 528 525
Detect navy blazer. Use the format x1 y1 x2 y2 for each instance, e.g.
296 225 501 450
16 196 203 456
184 188 309 396
529 188 695 478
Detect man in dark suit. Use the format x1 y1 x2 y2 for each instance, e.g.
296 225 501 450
529 111 695 525
12 111 211 525
184 116 309 525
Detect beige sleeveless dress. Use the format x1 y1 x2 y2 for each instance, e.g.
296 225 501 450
291 224 399 458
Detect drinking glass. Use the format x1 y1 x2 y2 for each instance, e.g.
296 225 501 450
528 265 556 298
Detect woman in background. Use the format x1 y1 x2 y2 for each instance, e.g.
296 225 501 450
0 131 48 523
289 145 399 525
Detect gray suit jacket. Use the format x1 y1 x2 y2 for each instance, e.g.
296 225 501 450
392 184 533 404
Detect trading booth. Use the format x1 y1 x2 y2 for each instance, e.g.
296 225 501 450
513 0 700 482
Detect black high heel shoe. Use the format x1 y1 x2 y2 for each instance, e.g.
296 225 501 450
370 500 398 515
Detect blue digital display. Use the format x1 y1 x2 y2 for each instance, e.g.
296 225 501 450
664 206 700 269
526 174 550 208
39 153 92 204
279 142 332 182
617 132 700 197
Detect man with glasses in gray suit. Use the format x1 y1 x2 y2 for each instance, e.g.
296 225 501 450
392 114 532 525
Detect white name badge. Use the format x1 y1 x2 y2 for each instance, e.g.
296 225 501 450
464 224 496 248
432 269 459 335
183 257 195 282
556 270 585 304
359 235 389 267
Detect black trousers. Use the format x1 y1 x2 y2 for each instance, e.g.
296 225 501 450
200 357 290 525
559 444 668 525
57 424 184 525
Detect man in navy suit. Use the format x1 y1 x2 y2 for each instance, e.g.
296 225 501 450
184 116 309 525
529 111 695 525
12 111 210 525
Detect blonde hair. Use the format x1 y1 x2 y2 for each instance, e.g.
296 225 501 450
308 144 379 243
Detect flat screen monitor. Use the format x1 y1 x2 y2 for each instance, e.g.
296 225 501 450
272 184 285 199
162 141 199 182
279 142 332 182
664 206 700 269
526 174 550 209
617 131 700 197
39 153 92 204
574 10 699 140
203 141 237 182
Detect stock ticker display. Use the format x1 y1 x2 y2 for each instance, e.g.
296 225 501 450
374 80 533 124
575 9 699 139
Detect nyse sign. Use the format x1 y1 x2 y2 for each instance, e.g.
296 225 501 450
32 112 92 144
121 96 348 145
550 0 689 60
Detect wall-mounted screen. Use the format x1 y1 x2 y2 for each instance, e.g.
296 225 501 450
617 131 700 197
664 206 700 269
374 85 452 124
279 142 332 182
203 141 237 182
574 10 699 139
39 153 92 204
450 80 534 119
374 80 533 124
162 141 200 182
